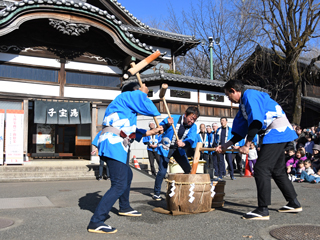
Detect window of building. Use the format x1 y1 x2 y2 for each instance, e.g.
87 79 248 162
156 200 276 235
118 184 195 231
148 90 153 98
66 71 121 88
77 124 91 140
0 64 58 82
170 90 191 99
97 106 108 124
206 94 224 102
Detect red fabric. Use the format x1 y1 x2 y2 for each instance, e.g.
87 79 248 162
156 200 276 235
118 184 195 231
120 131 136 139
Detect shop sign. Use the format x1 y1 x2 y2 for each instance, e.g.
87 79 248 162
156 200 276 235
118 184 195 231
0 109 4 165
34 101 91 124
5 110 24 165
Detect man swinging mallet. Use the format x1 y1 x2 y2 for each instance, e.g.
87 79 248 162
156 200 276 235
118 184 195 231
216 80 302 220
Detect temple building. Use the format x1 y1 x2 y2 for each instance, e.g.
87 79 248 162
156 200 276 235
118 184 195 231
0 0 263 163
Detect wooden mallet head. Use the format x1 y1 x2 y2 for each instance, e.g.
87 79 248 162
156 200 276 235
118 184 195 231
159 83 168 99
123 50 161 79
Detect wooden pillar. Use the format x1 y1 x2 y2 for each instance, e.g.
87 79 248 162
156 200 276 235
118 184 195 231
90 104 98 163
23 99 28 161
197 89 200 110
59 58 66 97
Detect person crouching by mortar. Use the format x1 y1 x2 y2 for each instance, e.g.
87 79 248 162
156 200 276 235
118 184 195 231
87 82 163 234
152 107 200 201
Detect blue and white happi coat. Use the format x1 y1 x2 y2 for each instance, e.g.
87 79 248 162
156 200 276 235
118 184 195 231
207 132 216 154
92 130 101 148
96 90 160 164
143 134 162 151
157 115 198 157
232 89 297 144
196 132 209 153
215 126 233 153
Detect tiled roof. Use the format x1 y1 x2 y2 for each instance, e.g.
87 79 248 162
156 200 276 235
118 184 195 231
108 0 149 29
257 45 320 69
127 71 268 92
0 0 170 54
107 1 198 45
124 25 198 43
128 72 226 87
302 96 320 106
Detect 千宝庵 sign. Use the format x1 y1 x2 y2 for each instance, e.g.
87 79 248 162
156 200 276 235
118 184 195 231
34 101 91 124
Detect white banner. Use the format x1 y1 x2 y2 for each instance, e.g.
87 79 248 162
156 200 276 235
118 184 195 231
6 110 24 165
0 110 4 165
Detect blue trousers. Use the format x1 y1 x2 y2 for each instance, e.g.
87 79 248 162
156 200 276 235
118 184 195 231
90 157 133 224
218 153 233 178
99 158 110 177
212 152 218 177
300 171 320 183
154 149 191 196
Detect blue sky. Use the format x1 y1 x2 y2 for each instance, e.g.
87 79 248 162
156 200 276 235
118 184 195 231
117 0 320 53
117 0 192 24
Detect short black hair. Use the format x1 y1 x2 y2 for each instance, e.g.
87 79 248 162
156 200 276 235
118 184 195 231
121 82 140 93
220 117 227 121
185 106 200 118
223 80 244 93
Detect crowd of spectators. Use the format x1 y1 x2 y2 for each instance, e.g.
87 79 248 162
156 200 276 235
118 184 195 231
285 124 320 184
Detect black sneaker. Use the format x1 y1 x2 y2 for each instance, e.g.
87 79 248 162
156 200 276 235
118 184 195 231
152 195 162 201
242 207 270 220
87 222 117 234
278 198 302 213
97 176 102 181
118 209 142 217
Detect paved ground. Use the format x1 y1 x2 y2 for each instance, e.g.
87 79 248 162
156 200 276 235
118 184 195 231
0 170 319 240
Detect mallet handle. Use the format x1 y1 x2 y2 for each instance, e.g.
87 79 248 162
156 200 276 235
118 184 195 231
130 62 160 128
191 142 202 174
199 147 238 152
162 97 179 141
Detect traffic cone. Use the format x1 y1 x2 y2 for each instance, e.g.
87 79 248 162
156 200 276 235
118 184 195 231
133 155 141 170
243 154 253 177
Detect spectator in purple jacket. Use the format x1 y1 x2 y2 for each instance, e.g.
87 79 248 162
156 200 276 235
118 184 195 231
286 148 307 175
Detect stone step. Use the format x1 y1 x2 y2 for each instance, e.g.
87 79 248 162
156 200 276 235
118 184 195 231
0 162 101 182
0 170 98 182
0 161 155 183
0 175 96 183
0 169 97 177
0 165 94 172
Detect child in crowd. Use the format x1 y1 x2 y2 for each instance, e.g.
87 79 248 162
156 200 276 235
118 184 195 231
300 147 307 157
285 148 295 162
304 134 314 158
290 160 305 182
310 169 320 183
295 160 305 178
298 160 317 183
286 148 307 175
248 142 258 176
311 144 320 171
